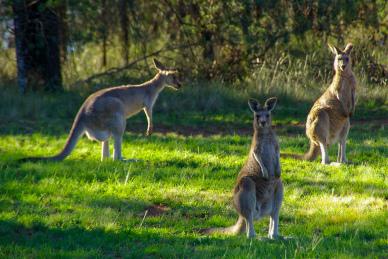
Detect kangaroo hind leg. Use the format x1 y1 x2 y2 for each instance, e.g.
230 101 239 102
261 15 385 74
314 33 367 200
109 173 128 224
311 111 330 164
337 119 350 163
319 142 330 165
101 140 110 161
268 182 283 239
111 113 126 161
234 177 257 238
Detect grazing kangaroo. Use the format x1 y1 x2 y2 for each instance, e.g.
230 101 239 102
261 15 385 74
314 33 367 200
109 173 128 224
21 59 182 162
304 43 356 165
201 97 283 239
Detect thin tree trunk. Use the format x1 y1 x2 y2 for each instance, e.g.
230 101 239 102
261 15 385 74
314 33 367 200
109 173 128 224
43 6 62 91
119 0 129 66
101 0 107 68
12 0 27 93
12 0 62 92
58 1 68 62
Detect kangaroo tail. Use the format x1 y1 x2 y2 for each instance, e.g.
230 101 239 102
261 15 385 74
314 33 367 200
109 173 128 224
199 218 245 236
281 142 319 161
281 153 303 159
199 225 240 236
303 142 320 161
19 111 85 162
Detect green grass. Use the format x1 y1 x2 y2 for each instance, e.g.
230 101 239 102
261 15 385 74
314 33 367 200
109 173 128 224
0 84 387 258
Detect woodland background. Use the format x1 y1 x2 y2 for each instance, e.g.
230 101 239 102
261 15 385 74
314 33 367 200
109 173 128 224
0 0 387 92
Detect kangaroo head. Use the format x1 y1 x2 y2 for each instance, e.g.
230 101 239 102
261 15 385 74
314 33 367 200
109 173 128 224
328 43 353 73
153 58 182 90
248 97 277 129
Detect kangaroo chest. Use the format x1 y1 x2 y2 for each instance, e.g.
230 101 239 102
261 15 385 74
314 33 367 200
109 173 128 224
255 138 277 174
338 81 355 114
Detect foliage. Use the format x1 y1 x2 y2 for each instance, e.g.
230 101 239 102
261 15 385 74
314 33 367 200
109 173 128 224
0 0 387 88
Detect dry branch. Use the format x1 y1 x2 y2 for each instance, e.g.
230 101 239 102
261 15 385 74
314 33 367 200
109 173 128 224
71 42 199 88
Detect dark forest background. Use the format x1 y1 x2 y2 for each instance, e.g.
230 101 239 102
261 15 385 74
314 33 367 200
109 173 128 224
0 0 387 93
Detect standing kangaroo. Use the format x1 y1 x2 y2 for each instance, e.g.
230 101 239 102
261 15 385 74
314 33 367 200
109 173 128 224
201 97 283 239
21 59 182 162
304 43 356 165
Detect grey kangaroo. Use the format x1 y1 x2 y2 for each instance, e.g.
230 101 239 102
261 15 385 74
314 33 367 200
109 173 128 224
201 97 283 239
21 59 182 162
304 43 356 165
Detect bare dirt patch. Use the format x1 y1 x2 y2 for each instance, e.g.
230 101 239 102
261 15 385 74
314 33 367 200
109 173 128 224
140 204 171 217
127 119 387 137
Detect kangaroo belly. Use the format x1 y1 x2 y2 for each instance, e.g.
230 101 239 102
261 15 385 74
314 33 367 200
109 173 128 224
253 200 273 219
253 177 276 201
327 113 347 144
119 92 148 118
253 179 281 219
85 128 110 141
124 104 144 118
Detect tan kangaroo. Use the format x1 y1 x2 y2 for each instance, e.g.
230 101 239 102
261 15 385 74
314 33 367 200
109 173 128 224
21 59 182 162
304 43 356 165
201 97 283 239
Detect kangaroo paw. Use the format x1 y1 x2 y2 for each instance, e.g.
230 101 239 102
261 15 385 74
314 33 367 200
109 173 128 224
330 162 343 166
262 168 269 179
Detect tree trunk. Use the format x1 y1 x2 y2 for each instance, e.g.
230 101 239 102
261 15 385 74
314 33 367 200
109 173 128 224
12 0 27 93
58 1 68 62
12 0 62 92
119 0 129 66
101 0 108 68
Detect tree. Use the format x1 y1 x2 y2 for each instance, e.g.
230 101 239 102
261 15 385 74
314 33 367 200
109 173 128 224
119 0 130 66
12 0 62 92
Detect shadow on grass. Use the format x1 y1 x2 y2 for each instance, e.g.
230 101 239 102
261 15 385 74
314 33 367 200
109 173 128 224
7 125 386 175
284 177 387 198
0 218 265 257
2 156 386 204
0 84 321 137
1 80 387 139
0 209 386 258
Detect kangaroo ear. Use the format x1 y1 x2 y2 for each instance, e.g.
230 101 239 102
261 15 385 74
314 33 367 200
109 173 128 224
328 43 341 55
248 98 260 113
343 43 353 55
265 97 277 112
153 58 166 71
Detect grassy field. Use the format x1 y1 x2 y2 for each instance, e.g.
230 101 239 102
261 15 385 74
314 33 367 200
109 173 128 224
0 82 387 258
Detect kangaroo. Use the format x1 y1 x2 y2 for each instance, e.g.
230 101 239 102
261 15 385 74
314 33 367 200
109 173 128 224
201 97 283 239
303 43 356 165
21 59 182 162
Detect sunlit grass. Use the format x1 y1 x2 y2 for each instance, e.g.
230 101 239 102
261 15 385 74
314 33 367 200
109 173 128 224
0 83 387 257
1 116 387 258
